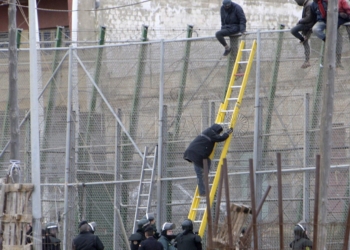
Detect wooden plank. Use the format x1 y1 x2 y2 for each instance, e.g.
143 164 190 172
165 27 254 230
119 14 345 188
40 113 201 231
4 184 34 193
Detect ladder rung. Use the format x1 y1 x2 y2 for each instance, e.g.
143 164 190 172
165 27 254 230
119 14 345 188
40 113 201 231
241 49 251 51
139 194 149 197
221 110 234 113
142 181 152 184
194 220 203 223
144 168 153 171
238 61 248 64
227 98 238 101
138 206 147 209
231 85 242 88
192 207 206 211
146 155 155 158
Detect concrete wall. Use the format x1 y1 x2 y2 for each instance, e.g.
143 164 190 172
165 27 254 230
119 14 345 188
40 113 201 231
78 0 302 41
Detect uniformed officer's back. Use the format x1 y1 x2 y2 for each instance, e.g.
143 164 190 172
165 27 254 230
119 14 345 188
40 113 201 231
175 219 202 250
139 226 164 250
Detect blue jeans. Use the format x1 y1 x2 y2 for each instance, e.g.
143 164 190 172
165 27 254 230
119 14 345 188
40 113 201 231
312 21 326 41
194 160 211 196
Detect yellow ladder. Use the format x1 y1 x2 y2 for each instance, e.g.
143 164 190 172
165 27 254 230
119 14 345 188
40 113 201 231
187 40 257 237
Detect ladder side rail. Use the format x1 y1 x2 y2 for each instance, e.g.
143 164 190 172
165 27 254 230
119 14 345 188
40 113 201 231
198 40 257 237
216 41 246 124
146 145 158 213
229 40 257 133
133 146 149 233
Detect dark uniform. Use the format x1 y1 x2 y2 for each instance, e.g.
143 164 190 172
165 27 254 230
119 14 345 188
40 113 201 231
43 222 61 250
72 231 104 250
290 224 312 250
175 219 202 250
129 218 149 250
139 236 164 250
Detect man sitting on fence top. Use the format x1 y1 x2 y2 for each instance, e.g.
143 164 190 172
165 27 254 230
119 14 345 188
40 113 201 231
216 0 247 56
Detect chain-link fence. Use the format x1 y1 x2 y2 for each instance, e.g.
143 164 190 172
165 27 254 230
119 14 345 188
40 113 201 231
0 26 350 249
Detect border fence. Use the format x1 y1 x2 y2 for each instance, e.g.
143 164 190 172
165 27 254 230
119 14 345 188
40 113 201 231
0 26 350 249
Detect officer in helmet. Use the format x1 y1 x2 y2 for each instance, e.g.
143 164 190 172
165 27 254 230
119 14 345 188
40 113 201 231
158 222 176 250
43 222 61 250
289 223 313 249
72 221 104 250
142 213 160 239
129 218 150 250
175 219 202 250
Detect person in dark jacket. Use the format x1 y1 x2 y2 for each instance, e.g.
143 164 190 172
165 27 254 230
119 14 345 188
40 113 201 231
158 222 176 250
290 0 317 68
142 213 160 239
216 0 247 56
43 222 61 250
129 218 150 250
184 124 233 196
139 226 164 250
174 219 202 250
289 223 312 249
72 221 104 250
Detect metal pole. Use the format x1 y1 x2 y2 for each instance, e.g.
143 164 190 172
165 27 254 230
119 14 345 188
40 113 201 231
303 93 310 222
63 45 73 250
276 153 284 249
313 155 320 250
29 0 42 248
114 108 121 248
156 39 165 231
253 29 261 192
249 159 258 250
318 0 337 247
8 0 19 162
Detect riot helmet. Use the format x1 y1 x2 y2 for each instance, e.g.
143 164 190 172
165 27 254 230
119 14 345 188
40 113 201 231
294 223 306 240
45 222 58 237
181 219 193 231
88 221 97 234
143 212 155 222
137 218 150 230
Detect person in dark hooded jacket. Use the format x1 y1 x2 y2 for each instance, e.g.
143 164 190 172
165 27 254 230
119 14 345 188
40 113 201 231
290 0 317 68
216 0 247 56
184 124 233 196
289 223 312 249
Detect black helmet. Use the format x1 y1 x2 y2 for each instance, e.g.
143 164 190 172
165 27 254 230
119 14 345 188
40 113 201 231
181 219 193 231
211 124 223 134
143 213 155 222
137 218 150 229
45 222 58 236
45 222 58 231
88 221 97 233
162 222 176 232
294 224 306 240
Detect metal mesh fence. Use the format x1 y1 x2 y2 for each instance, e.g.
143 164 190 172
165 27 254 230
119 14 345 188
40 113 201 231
0 27 349 249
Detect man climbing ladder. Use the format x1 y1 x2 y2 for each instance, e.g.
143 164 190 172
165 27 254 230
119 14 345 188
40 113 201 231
186 39 257 237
